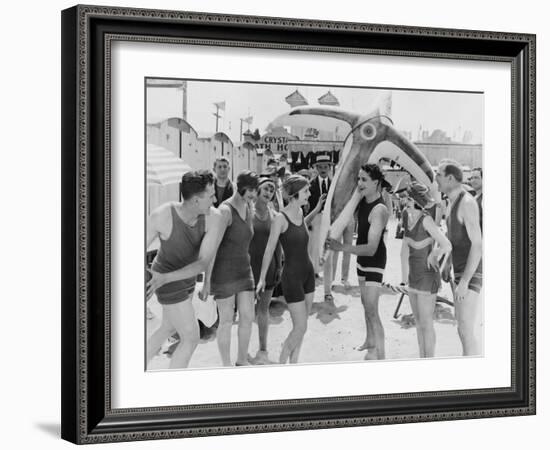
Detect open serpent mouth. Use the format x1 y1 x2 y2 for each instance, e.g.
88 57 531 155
268 93 436 266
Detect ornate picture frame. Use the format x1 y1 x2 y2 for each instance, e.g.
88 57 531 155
61 5 535 444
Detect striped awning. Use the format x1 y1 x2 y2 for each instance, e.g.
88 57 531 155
147 144 192 186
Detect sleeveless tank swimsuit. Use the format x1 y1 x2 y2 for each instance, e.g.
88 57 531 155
279 212 315 303
447 191 483 293
356 196 387 285
151 205 206 305
404 212 441 294
211 203 255 299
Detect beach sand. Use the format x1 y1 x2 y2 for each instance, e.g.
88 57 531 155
147 218 478 370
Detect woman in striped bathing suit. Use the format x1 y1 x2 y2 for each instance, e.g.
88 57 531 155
404 182 451 358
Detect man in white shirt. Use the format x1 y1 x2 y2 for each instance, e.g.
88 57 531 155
307 154 334 302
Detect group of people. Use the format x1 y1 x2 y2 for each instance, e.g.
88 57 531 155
146 154 483 369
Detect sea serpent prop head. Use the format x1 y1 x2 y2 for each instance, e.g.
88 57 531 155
269 94 436 265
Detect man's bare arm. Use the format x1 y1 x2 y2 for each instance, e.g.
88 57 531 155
162 208 226 285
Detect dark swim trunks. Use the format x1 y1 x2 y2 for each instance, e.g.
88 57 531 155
454 272 482 294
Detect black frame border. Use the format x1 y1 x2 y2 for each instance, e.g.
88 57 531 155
61 4 536 444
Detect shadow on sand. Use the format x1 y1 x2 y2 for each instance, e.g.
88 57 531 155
267 298 350 325
310 301 348 324
392 304 456 329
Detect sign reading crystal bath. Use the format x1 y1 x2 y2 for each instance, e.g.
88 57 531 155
263 136 291 152
255 128 299 154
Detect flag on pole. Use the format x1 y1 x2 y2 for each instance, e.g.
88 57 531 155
214 101 226 111
242 115 253 125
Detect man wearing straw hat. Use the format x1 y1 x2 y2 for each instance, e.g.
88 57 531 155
307 153 333 302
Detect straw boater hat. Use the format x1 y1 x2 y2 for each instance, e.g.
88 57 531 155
314 154 334 165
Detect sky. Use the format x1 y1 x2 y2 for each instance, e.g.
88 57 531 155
146 79 483 144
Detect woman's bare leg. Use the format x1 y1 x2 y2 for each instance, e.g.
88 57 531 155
415 293 437 358
216 296 236 366
279 301 308 364
408 292 425 357
236 290 255 365
257 288 274 352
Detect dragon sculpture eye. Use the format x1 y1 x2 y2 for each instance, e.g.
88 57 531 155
360 122 377 141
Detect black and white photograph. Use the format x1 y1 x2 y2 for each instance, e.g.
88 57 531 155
145 79 484 370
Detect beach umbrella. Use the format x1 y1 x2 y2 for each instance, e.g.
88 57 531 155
147 143 191 186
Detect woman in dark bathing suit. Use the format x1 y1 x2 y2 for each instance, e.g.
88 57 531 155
256 175 325 364
248 177 282 364
207 170 258 366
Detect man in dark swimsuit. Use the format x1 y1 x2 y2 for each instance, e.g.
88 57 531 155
436 160 482 356
327 164 390 360
146 170 224 368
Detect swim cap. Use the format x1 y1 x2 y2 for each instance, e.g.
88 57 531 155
407 181 434 209
282 174 308 200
